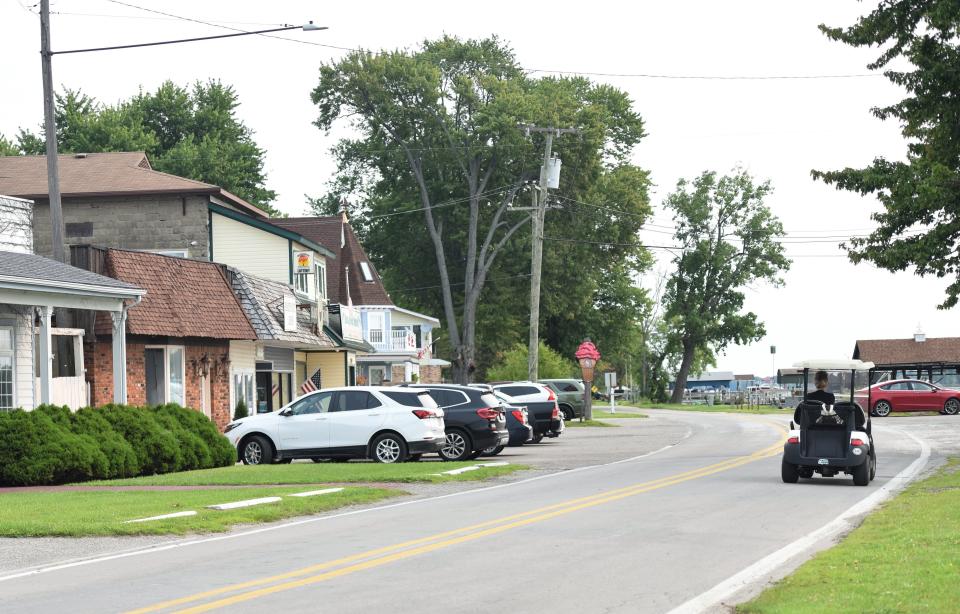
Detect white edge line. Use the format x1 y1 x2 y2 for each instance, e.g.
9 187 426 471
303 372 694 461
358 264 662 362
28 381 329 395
288 488 344 498
123 511 198 524
664 427 932 614
0 432 690 583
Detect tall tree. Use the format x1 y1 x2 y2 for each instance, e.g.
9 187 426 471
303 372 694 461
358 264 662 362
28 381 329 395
312 36 650 382
663 170 790 403
813 1 960 308
14 81 278 215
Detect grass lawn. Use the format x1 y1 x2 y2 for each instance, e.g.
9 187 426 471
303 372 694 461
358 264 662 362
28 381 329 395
739 458 960 613
593 410 647 419
82 460 526 487
566 419 618 428
641 402 790 415
0 486 400 537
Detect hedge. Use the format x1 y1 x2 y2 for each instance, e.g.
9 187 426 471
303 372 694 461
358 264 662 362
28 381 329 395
0 404 234 486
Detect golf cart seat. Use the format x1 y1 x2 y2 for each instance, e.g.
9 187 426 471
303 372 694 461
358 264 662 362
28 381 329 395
835 401 869 431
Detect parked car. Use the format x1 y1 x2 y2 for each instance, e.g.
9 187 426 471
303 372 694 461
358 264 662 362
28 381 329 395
539 379 585 420
408 384 509 461
486 382 562 443
224 386 445 464
856 379 960 417
489 389 534 448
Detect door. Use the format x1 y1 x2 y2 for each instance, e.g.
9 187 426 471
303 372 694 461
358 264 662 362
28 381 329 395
907 381 939 410
328 390 386 449
277 391 334 452
255 372 272 413
882 382 913 411
369 366 386 385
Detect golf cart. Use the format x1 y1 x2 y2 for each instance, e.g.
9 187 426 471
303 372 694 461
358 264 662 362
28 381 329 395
781 359 877 486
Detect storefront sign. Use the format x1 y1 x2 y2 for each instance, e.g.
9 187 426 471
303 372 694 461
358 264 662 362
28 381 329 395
294 251 313 274
340 305 363 341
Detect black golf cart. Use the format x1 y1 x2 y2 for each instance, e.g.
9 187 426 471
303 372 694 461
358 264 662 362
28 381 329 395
781 360 877 486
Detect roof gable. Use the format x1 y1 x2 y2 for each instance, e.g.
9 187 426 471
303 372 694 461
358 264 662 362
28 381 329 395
95 249 256 340
853 337 960 365
272 216 393 306
0 152 267 218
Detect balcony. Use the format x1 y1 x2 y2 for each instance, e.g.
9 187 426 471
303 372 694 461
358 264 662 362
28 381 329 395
367 328 418 353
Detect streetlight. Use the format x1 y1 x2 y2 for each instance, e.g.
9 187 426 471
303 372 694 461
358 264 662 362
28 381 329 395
38 0 325 261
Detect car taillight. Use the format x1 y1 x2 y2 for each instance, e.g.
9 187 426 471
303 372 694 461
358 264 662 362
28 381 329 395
511 409 525 424
476 407 499 420
547 388 556 401
551 405 559 419
851 438 866 446
787 436 799 444
412 409 436 419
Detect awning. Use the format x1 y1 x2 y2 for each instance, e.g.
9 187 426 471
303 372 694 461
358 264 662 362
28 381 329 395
323 325 375 353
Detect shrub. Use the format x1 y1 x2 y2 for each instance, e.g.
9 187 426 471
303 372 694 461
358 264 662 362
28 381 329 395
96 405 183 475
486 341 577 381
72 407 141 479
233 399 248 420
153 404 234 468
0 410 109 486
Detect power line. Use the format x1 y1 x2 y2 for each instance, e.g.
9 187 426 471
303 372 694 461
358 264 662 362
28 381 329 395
365 186 514 219
47 10 287 27
525 68 882 80
390 273 533 294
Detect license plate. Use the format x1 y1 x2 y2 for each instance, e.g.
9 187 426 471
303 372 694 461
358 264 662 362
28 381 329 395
818 458 829 465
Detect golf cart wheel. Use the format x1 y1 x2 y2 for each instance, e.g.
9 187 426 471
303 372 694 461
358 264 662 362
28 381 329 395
481 444 504 457
853 460 870 486
944 398 960 416
869 453 877 481
781 459 799 484
873 400 892 417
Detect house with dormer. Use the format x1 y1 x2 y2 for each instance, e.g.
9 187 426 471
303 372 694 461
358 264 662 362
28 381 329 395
273 212 446 384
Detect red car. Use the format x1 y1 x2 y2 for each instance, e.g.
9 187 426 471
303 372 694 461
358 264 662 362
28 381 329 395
856 379 960 417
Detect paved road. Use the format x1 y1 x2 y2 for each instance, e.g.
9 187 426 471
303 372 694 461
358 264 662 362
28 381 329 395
0 410 946 613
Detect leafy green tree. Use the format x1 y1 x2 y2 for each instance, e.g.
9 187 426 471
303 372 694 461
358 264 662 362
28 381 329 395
662 170 790 403
0 134 20 156
311 36 651 382
15 81 277 215
813 1 960 308
486 341 577 381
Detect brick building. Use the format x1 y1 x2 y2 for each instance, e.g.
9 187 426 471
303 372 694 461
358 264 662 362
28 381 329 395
84 248 256 428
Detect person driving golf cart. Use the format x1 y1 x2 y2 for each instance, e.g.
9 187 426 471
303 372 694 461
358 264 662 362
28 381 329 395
806 370 835 406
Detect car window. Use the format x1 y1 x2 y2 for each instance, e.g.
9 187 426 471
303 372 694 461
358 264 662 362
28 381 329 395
884 382 911 391
381 391 425 407
290 392 333 415
912 382 934 392
335 390 381 411
560 383 579 392
480 393 501 408
420 388 467 407
497 385 540 396
417 391 440 409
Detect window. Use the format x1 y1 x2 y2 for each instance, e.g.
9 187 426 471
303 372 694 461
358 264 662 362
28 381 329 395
367 312 385 344
145 346 185 406
883 382 912 391
359 262 374 282
316 263 327 304
560 383 580 392
424 388 468 408
497 385 540 397
154 249 188 258
294 272 310 296
335 390 382 411
912 382 935 392
382 390 438 409
290 391 333 415
233 372 255 411
52 335 77 378
0 326 13 411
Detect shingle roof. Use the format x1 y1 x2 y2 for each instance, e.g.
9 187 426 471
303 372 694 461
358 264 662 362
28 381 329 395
0 250 140 291
853 337 960 365
94 250 256 340
272 215 393 306
228 268 337 348
0 152 267 218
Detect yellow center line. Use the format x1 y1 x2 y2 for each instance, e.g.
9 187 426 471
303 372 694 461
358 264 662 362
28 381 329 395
130 424 787 614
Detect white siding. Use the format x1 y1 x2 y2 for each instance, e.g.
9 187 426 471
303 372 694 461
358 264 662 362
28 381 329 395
210 213 289 282
0 195 34 254
229 340 257 372
390 309 439 327
0 307 35 410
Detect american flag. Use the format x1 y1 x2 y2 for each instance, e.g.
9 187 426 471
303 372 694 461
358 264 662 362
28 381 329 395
300 369 322 394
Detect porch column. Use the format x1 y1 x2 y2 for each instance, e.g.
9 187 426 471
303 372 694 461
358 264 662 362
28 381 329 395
37 306 53 405
111 308 128 404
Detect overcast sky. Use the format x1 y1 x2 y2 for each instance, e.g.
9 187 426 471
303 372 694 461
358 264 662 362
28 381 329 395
1 1 951 376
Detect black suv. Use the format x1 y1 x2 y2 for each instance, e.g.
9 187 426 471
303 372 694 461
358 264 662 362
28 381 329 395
408 384 509 461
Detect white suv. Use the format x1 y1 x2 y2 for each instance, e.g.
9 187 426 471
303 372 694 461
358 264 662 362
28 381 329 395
224 386 446 464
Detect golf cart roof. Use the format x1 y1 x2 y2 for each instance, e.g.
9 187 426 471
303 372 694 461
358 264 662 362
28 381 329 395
792 359 875 370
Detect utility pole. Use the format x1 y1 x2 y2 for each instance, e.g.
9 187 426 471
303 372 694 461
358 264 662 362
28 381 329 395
521 125 578 381
40 0 66 263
